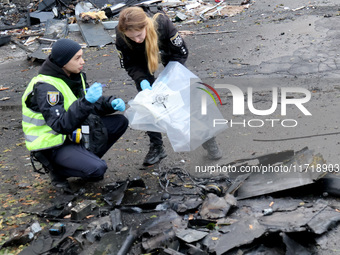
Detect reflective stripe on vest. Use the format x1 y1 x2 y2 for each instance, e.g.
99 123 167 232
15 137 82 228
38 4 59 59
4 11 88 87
22 74 86 151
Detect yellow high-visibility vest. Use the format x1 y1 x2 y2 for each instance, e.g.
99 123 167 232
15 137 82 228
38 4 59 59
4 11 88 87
22 74 86 151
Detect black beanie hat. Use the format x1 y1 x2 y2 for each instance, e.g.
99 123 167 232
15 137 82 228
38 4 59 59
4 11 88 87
51 39 82 67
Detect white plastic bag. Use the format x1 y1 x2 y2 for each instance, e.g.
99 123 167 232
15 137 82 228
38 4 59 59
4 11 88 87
125 61 227 152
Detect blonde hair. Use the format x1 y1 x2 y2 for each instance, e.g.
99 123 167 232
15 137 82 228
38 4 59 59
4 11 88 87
118 7 160 74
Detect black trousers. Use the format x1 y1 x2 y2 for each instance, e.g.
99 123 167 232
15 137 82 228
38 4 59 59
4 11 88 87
44 114 128 179
147 131 163 146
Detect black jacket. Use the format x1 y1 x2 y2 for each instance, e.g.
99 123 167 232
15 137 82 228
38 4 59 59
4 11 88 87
115 13 188 90
25 56 116 135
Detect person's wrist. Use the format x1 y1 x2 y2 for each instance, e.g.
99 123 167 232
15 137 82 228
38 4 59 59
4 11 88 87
85 95 97 103
85 95 94 103
140 80 151 90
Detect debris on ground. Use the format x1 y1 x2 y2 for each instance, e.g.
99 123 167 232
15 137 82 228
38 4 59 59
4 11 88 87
0 146 338 254
0 0 252 61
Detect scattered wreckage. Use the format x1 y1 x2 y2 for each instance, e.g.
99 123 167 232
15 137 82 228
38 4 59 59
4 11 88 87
0 0 249 59
1 147 339 254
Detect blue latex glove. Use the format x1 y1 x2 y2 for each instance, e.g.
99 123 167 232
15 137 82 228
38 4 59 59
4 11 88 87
140 80 152 90
111 98 125 111
85 82 103 103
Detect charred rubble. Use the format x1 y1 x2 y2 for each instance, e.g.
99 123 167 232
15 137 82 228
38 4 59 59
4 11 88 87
1 147 339 254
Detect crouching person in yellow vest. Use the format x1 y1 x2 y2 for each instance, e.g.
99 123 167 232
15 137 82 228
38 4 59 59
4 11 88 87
22 39 128 192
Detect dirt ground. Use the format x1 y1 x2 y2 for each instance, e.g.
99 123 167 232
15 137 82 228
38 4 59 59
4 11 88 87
1 0 340 254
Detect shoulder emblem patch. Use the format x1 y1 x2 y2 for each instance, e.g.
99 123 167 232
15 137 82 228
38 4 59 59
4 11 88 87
170 32 183 47
47 91 59 106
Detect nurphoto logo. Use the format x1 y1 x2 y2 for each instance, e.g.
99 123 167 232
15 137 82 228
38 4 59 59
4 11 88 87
199 83 312 128
197 82 223 115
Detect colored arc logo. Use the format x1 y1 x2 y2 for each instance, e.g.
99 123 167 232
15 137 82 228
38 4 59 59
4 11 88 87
197 82 222 105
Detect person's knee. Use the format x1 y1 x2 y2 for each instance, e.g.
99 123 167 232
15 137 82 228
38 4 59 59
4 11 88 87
117 114 129 130
105 114 129 133
89 159 107 177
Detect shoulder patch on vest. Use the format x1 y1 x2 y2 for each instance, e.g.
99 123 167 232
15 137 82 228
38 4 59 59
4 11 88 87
170 32 183 47
47 91 59 106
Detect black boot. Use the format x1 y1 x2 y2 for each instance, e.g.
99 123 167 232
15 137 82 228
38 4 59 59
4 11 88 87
202 137 222 160
49 170 70 190
82 175 104 183
143 144 167 166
